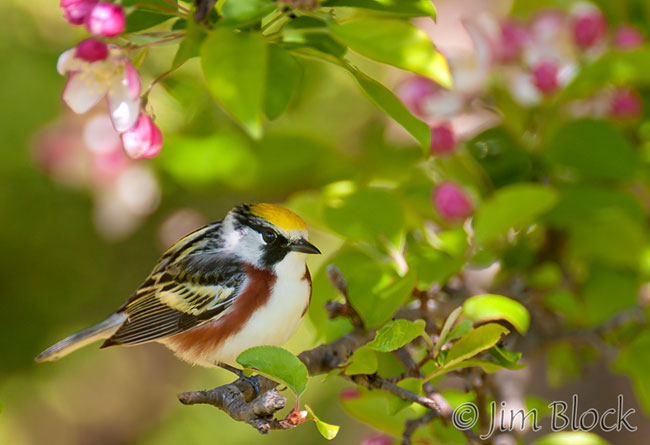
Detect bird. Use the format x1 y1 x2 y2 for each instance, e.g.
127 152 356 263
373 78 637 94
35 203 321 370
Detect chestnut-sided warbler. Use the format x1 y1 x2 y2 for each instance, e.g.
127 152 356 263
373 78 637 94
36 203 320 367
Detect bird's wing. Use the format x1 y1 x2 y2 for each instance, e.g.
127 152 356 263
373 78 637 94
103 223 246 347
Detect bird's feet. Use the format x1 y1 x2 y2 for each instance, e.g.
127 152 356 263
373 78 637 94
218 363 262 398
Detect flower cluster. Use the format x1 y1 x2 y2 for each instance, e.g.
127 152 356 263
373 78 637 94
57 0 163 159
398 2 646 224
34 112 161 240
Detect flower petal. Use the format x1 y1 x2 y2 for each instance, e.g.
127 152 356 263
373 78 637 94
62 72 107 113
57 48 77 75
108 67 141 132
124 62 141 101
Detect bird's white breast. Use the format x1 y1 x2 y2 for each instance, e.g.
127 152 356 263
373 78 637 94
201 252 310 366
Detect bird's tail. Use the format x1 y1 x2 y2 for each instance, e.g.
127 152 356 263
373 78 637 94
35 313 127 362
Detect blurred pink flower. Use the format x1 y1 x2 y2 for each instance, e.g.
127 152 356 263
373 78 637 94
85 2 126 37
432 182 474 222
361 434 393 445
75 38 108 62
58 43 141 132
430 123 457 155
572 10 607 49
532 61 559 93
613 26 645 49
496 20 529 62
339 388 361 401
121 114 164 159
60 0 98 25
397 76 440 116
610 88 643 119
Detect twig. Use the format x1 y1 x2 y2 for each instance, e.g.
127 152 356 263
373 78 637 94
403 411 437 445
325 265 364 327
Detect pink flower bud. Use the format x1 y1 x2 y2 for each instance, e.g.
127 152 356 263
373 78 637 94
432 182 473 222
75 38 108 62
85 2 125 37
610 89 642 119
121 114 163 159
430 123 457 155
613 26 645 50
532 61 559 94
361 434 393 445
497 20 528 62
573 11 607 48
339 388 361 401
60 0 98 25
397 76 440 116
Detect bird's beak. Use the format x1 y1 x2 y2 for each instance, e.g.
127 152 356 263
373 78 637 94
289 239 321 254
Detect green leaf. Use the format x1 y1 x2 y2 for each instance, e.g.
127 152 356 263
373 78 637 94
324 186 405 245
264 45 302 120
344 346 378 375
160 133 257 189
434 307 462 355
426 358 506 379
282 17 347 57
304 405 340 440
614 328 650 414
444 320 473 343
441 324 510 370
462 294 530 334
322 0 436 18
340 387 419 437
236 346 308 396
123 0 175 32
466 127 533 187
347 68 431 148
366 319 427 352
201 29 267 138
330 18 451 87
545 119 639 181
220 0 275 27
532 432 610 445
385 378 422 415
172 20 206 68
583 265 638 327
544 184 645 229
351 270 417 329
474 183 558 244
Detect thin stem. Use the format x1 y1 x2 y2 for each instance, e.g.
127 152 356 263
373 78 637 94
162 0 190 14
142 61 188 100
132 3 187 16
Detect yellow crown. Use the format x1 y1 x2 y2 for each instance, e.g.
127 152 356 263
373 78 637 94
250 203 307 231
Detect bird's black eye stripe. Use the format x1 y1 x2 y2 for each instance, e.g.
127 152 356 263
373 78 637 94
262 229 277 244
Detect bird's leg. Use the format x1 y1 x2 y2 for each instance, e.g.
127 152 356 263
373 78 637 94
218 363 262 398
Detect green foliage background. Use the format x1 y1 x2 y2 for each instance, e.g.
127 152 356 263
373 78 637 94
2 0 650 444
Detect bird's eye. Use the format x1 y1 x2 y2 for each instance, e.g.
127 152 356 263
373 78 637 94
262 230 277 243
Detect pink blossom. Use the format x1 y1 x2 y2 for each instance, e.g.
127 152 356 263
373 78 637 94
361 434 393 445
430 123 457 155
339 388 361 401
85 2 125 37
432 182 474 222
532 61 559 94
57 43 141 132
572 10 607 48
613 26 645 50
610 89 642 119
121 114 163 159
75 38 108 62
497 20 528 62
60 0 98 25
397 76 440 116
